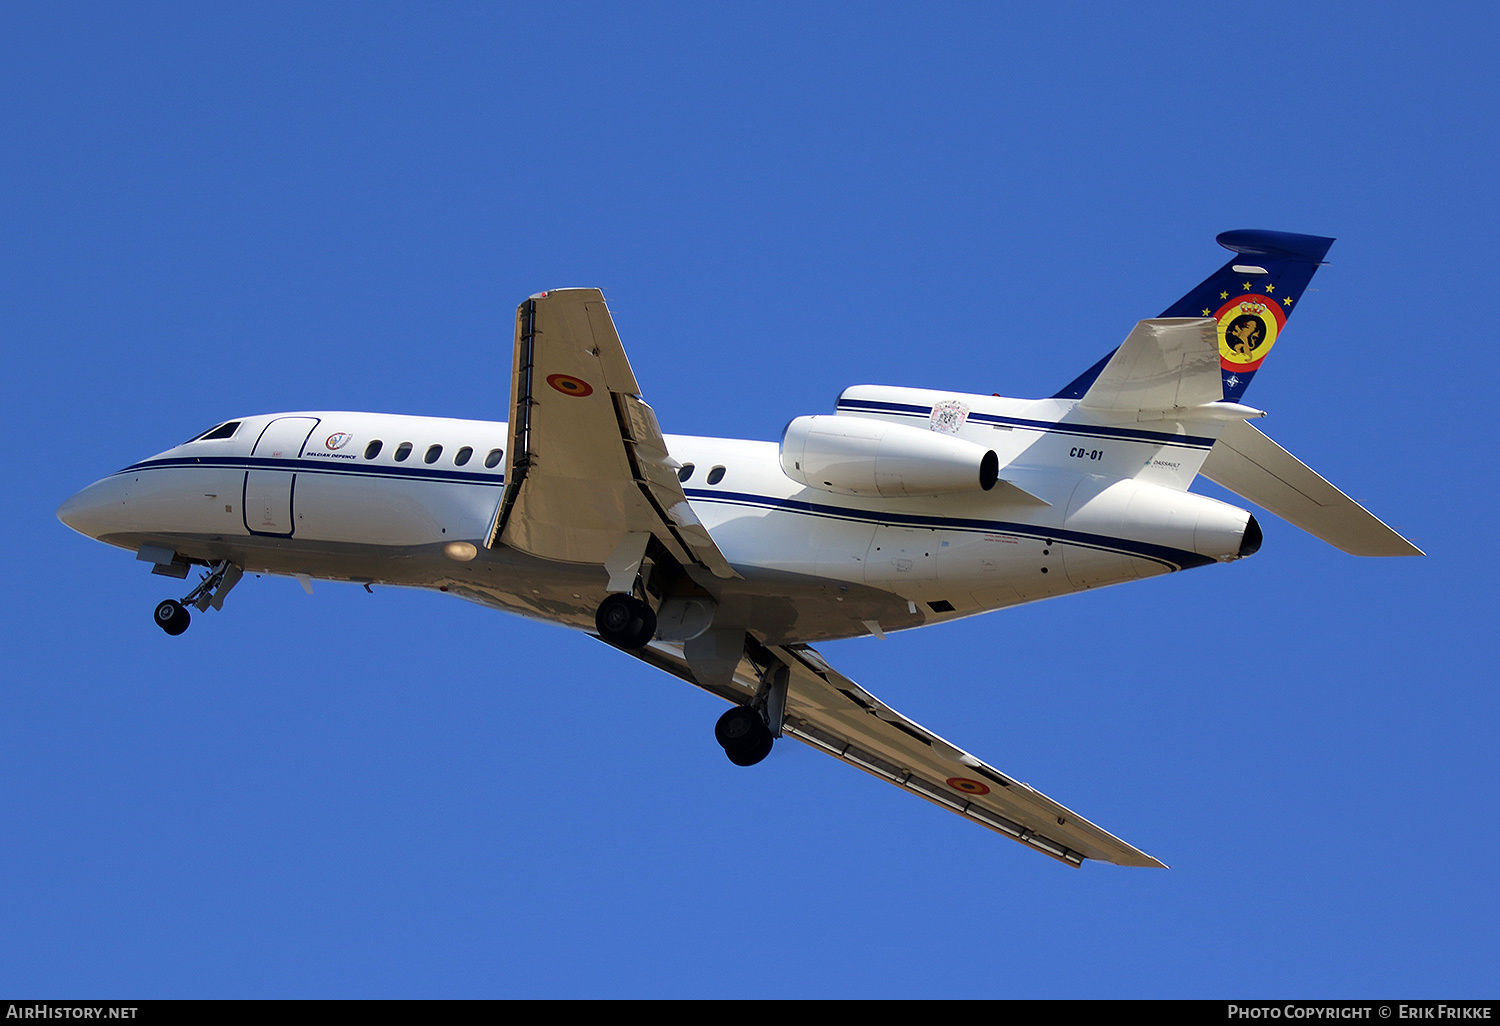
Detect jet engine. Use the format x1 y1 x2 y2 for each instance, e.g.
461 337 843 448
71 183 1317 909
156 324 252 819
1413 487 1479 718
779 415 999 498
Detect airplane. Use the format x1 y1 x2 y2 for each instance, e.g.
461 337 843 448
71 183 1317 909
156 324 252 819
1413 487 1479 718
57 229 1421 869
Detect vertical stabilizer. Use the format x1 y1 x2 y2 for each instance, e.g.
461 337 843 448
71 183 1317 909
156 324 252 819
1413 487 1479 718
1056 230 1335 403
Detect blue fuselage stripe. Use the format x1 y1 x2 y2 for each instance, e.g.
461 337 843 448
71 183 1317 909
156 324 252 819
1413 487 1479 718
116 454 505 487
118 455 1212 571
683 488 1212 571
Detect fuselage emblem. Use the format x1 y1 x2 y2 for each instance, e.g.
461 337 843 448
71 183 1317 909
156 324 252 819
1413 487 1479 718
325 432 352 450
547 374 595 398
930 400 969 434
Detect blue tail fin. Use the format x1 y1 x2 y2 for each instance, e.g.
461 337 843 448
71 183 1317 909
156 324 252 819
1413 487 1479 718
1055 230 1335 403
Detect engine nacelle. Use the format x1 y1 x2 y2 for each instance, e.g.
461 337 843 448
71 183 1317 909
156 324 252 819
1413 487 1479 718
779 415 999 497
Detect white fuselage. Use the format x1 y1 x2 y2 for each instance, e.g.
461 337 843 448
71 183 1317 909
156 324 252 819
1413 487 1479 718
57 387 1257 645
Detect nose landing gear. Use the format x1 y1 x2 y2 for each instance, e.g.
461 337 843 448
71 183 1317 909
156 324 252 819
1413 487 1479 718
154 599 191 635
152 560 243 636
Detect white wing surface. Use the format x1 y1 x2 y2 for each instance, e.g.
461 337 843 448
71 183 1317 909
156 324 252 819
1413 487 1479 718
630 639 1166 868
1201 419 1423 557
486 288 737 579
1078 317 1222 414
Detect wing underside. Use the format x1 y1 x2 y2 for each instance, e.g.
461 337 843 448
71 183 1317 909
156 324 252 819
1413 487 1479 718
487 288 737 578
628 639 1166 868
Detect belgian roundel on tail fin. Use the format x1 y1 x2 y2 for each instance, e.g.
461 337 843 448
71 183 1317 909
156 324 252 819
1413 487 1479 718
1159 230 1335 403
1054 230 1335 404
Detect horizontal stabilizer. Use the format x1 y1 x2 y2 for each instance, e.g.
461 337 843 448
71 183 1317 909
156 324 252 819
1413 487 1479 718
1078 318 1222 414
1200 420 1422 557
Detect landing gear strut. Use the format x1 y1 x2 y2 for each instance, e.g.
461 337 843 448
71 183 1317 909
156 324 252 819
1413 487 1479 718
715 705 774 766
594 593 657 650
714 661 788 767
153 560 243 636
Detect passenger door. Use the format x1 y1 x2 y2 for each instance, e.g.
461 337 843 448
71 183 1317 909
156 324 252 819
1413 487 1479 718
243 417 319 536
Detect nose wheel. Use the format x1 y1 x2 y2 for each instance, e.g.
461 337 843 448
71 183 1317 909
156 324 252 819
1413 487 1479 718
152 560 244 636
153 599 191 636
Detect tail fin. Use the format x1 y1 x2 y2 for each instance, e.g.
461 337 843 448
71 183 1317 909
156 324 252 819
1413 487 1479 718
1055 230 1335 403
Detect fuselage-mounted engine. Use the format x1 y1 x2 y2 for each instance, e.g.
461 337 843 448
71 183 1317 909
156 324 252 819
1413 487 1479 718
779 415 999 498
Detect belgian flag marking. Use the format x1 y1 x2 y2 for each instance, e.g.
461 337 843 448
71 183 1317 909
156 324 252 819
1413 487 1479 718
546 374 594 398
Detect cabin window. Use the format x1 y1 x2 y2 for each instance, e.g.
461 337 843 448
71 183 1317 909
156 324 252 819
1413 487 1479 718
484 448 504 469
706 466 726 485
678 463 695 482
454 446 473 467
364 440 383 460
394 442 413 462
424 444 443 464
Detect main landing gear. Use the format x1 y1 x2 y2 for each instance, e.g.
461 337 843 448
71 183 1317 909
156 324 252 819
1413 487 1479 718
713 662 789 767
594 593 657 650
715 705 774 766
153 560 243 636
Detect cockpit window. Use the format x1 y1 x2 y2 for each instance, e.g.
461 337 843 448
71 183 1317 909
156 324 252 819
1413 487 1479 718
190 421 242 443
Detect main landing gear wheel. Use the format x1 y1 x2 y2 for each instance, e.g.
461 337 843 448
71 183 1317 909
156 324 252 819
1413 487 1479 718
715 705 774 766
154 599 191 636
594 593 657 650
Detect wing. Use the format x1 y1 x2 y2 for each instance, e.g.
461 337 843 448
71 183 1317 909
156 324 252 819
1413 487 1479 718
487 288 738 579
628 638 1166 868
1201 419 1423 557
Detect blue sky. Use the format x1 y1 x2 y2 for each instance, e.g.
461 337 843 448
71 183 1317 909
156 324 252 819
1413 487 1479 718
3 2 1496 998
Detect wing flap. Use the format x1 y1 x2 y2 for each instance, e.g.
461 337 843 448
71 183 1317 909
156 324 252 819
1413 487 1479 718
1201 419 1422 557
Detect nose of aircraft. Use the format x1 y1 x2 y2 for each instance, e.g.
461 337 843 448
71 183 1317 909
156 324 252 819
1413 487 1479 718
57 477 124 541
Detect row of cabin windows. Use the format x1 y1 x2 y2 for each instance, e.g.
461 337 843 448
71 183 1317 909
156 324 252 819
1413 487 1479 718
363 440 503 469
677 462 726 485
186 423 504 470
